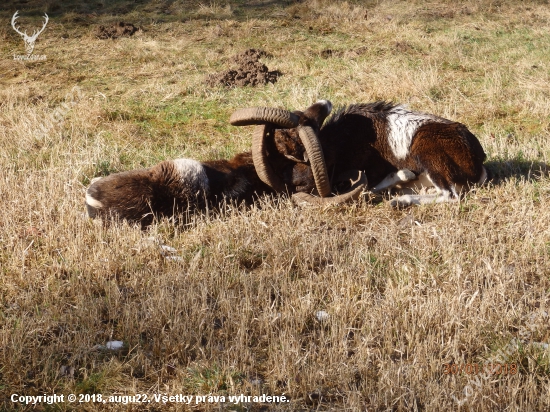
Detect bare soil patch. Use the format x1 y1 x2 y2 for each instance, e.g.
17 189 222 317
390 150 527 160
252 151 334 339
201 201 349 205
319 46 368 59
206 49 281 87
96 22 139 39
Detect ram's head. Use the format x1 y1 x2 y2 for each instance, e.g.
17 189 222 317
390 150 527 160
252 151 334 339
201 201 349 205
230 100 367 205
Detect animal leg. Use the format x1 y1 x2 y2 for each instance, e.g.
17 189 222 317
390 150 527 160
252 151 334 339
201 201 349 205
389 172 458 207
372 169 416 193
390 189 457 207
392 171 435 193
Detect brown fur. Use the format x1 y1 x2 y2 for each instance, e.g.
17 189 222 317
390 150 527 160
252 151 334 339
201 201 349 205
86 161 207 226
86 153 285 227
403 122 486 192
267 102 333 194
202 152 275 203
86 103 338 227
270 101 487 199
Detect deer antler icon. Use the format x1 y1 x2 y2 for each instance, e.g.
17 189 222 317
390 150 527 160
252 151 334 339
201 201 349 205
11 11 49 55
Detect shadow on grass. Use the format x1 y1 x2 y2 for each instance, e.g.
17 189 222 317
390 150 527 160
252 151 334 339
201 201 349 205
0 0 304 20
486 158 549 185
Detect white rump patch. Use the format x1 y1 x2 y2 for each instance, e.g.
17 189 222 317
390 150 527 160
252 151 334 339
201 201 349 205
386 106 449 160
173 158 209 191
85 191 104 209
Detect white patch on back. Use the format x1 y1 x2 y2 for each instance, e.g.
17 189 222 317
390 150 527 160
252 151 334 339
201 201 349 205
386 106 448 160
173 158 209 191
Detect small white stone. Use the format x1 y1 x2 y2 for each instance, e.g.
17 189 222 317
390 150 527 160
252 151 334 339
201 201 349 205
532 342 549 350
105 340 124 350
315 310 330 322
160 245 177 254
164 255 184 262
249 377 264 385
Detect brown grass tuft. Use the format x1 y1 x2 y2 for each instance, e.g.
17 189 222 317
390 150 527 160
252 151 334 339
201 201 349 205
1 0 550 410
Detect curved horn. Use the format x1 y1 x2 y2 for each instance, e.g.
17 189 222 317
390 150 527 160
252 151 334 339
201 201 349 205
251 124 286 192
297 125 331 197
230 107 299 128
292 170 367 206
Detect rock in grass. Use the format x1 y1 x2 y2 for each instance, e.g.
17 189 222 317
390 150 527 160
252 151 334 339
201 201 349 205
94 340 125 351
315 310 330 322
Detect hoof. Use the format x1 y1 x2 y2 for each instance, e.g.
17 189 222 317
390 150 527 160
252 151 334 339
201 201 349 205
397 169 416 182
390 194 415 208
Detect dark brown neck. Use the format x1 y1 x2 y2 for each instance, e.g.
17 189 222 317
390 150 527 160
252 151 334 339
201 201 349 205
202 152 275 205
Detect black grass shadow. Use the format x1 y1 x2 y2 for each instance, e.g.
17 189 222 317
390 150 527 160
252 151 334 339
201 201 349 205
485 158 549 185
0 0 306 20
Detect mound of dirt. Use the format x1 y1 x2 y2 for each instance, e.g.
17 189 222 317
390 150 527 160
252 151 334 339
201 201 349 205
96 22 139 39
206 49 282 88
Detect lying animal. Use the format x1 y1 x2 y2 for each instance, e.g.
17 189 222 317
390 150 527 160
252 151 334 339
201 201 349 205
244 100 488 206
86 99 486 226
85 105 362 226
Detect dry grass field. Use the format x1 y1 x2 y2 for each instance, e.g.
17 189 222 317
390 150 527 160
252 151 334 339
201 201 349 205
1 0 550 410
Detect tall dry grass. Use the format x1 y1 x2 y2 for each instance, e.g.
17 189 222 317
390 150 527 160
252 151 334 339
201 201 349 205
1 0 550 410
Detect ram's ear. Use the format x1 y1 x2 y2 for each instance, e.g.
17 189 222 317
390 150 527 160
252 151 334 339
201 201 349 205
301 100 332 129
